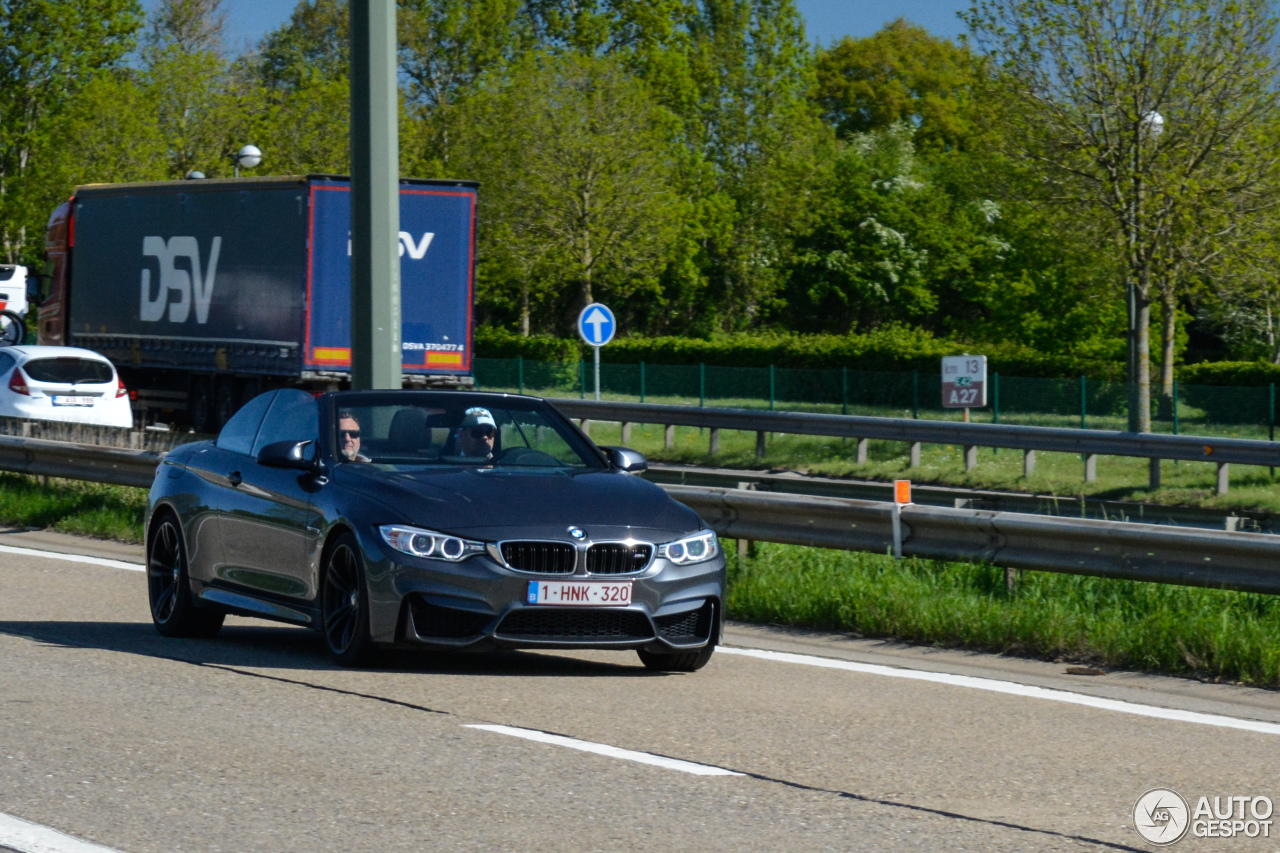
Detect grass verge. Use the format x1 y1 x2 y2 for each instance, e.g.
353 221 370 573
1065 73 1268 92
2 474 1277 687
727 540 1280 687
0 473 147 542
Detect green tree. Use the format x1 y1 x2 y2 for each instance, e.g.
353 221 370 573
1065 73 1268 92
965 0 1280 431
813 19 985 151
0 0 142 263
453 53 687 334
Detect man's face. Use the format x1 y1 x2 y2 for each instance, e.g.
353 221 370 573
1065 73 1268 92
339 417 361 461
459 423 495 457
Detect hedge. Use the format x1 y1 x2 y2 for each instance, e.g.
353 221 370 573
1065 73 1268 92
1177 361 1280 387
475 325 1127 381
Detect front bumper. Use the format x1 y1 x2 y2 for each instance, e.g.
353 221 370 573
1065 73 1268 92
363 541 726 653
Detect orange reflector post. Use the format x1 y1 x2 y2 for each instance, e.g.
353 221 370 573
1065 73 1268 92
894 479 912 504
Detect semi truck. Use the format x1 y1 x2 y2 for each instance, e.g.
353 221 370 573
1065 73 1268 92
40 175 478 431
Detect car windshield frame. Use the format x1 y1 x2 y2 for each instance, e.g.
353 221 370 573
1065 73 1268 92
323 391 606 472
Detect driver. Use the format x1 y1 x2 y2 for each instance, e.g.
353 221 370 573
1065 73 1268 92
338 410 371 462
456 407 496 461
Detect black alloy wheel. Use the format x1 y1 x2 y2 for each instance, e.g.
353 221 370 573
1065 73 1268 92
147 513 224 638
321 533 373 665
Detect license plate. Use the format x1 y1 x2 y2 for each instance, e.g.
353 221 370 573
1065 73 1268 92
527 581 632 606
52 396 95 407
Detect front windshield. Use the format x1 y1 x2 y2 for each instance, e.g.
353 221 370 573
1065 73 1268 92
333 396 601 470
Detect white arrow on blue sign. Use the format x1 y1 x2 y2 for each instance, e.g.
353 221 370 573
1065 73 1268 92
576 302 616 347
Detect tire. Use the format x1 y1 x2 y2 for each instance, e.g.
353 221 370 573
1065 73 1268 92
0 310 24 347
147 513 224 638
637 643 715 672
321 533 374 666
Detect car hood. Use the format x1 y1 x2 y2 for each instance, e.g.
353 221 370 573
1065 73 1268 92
333 465 703 540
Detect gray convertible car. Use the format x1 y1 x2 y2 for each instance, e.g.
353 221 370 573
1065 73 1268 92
146 389 725 670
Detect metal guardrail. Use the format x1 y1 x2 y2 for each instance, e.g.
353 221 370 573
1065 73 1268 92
4 432 1280 595
642 464 1274 533
668 485 1280 596
0 434 161 489
552 398 1280 493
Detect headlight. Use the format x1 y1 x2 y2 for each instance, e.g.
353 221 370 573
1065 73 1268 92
379 525 484 562
658 530 718 564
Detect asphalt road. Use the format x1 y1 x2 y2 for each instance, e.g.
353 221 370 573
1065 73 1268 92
2 527 1279 852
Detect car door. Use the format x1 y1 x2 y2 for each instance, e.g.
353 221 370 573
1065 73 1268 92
216 389 321 600
182 390 277 587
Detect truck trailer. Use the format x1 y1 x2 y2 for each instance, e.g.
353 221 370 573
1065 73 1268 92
40 175 477 431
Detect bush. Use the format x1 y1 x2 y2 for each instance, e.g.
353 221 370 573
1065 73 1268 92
1177 360 1280 387
476 327 1127 380
474 327 579 361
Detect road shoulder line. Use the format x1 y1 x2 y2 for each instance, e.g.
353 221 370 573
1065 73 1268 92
720 646 1280 736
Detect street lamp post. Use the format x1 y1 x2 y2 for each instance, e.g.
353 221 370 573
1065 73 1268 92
232 144 262 178
1127 111 1164 432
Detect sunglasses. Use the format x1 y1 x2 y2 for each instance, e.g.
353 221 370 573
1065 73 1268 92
469 426 495 438
340 429 361 439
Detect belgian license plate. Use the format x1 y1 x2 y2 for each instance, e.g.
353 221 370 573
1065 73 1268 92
527 581 632 606
52 396 94 407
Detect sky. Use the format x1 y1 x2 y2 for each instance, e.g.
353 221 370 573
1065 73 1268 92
147 0 972 56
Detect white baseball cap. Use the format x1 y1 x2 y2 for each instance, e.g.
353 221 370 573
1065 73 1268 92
460 407 496 429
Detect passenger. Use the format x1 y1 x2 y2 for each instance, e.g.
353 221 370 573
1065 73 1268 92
456 407 496 461
338 410 371 462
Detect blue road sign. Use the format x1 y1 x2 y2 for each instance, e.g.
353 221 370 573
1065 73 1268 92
577 302 616 347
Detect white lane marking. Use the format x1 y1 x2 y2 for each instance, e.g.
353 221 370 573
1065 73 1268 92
465 724 743 776
0 811 125 853
0 544 143 573
720 646 1280 737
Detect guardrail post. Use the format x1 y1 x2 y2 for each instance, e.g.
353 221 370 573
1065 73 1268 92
1084 453 1097 482
736 481 756 558
963 445 977 471
755 431 767 459
856 438 868 464
709 428 720 455
1149 458 1160 490
909 442 921 468
621 422 631 444
1023 449 1035 478
580 419 591 438
664 424 674 450
1217 462 1230 496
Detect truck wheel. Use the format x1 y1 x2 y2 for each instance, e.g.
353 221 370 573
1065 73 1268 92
189 377 213 434
0 310 24 346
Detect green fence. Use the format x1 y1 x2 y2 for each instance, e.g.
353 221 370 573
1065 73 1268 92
474 357 1280 442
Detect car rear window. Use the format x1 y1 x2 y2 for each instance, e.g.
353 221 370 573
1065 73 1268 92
22 357 114 384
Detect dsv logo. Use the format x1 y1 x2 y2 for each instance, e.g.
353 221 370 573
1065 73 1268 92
140 236 221 324
346 232 435 260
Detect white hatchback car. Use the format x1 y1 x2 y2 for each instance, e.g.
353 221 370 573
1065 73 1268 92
0 346 133 428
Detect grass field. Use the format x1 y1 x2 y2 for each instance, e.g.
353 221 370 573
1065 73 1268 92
726 540 1280 687
577 420 1280 512
3 472 1277 687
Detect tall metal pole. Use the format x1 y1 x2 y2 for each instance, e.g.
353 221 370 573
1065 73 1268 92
349 0 401 390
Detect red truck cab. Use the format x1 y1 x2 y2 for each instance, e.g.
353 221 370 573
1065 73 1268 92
40 201 71 347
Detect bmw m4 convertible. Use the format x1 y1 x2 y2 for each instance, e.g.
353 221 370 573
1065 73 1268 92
146 389 725 670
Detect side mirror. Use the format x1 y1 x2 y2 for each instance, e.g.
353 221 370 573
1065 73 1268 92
257 439 319 472
602 446 647 473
